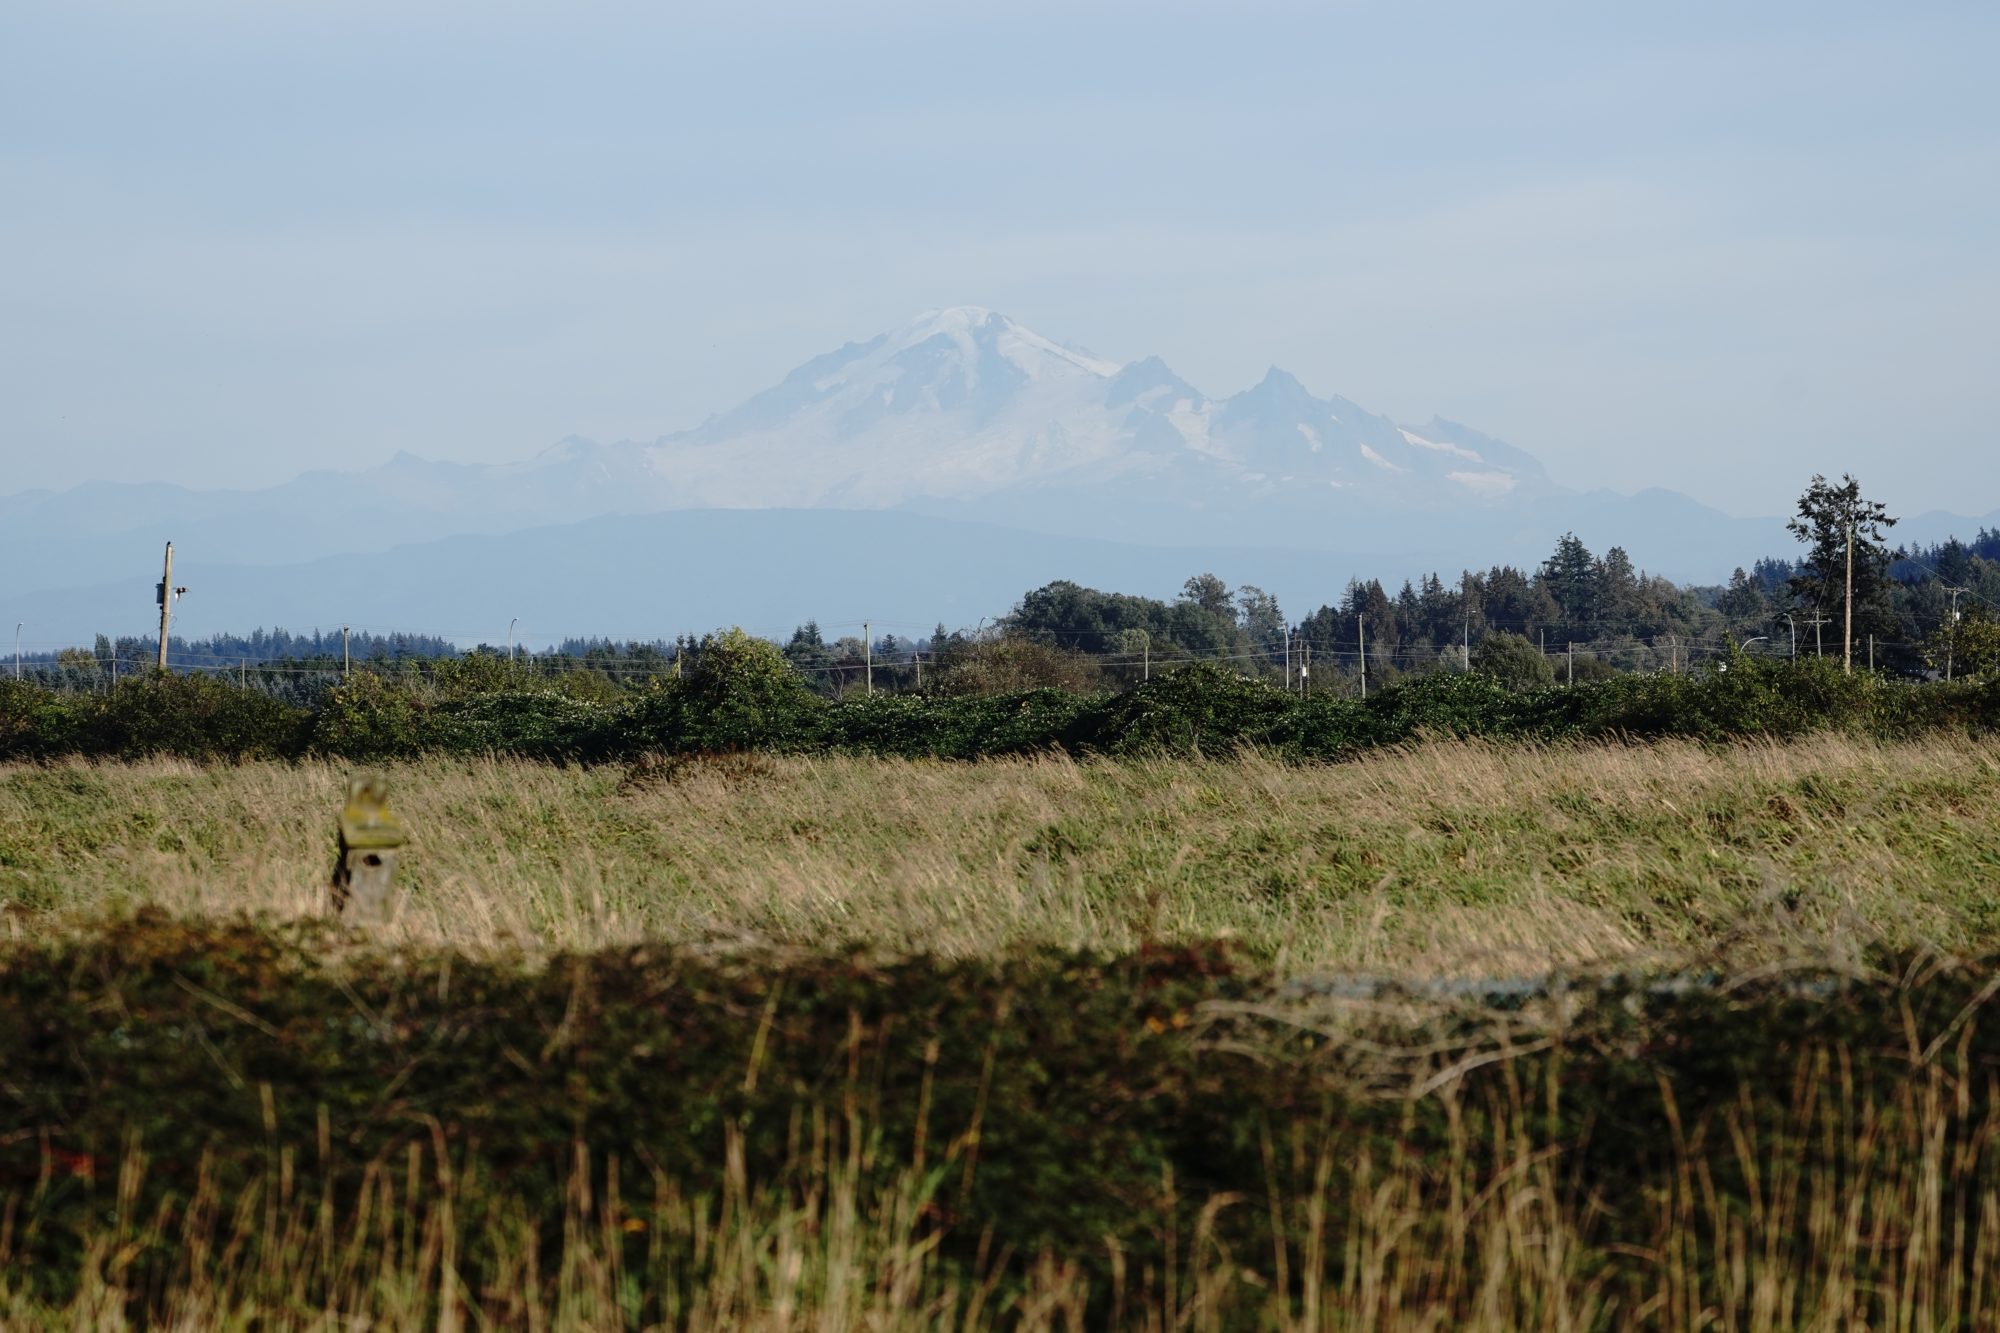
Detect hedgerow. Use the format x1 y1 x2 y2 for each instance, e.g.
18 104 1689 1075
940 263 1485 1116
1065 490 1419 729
2 652 1996 765
3 917 1998 1322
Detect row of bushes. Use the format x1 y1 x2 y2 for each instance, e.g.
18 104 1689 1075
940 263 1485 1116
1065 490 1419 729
4 634 1997 764
1 916 1994 1320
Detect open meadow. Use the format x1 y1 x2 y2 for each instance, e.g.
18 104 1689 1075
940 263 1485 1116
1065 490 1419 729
6 734 2000 970
6 734 2000 1327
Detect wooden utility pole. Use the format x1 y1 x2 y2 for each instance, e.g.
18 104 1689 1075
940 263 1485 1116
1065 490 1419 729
1283 626 1291 691
914 650 922 690
154 542 185 672
1357 614 1367 700
1944 587 1967 681
1805 613 1829 657
1302 640 1311 695
863 621 872 695
1461 573 1472 672
1567 641 1574 686
342 625 351 681
1842 520 1855 674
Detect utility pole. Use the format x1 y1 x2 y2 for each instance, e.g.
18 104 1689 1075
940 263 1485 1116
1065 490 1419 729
1567 641 1574 686
1283 626 1291 691
864 621 872 695
1142 630 1150 682
1842 520 1855 674
240 658 246 689
154 542 185 672
914 650 922 690
1943 586 1968 682
1302 640 1311 696
342 625 350 681
1357 614 1367 700
1867 634 1874 673
12 623 19 680
1461 573 1472 672
1805 613 1829 658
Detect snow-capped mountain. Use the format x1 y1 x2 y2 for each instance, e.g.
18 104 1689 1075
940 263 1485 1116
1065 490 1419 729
4 307 1818 616
627 306 1558 515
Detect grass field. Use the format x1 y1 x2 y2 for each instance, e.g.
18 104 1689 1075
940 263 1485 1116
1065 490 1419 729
7 735 2000 1328
6 734 2000 971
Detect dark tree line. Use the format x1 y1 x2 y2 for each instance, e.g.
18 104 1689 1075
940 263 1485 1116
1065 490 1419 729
17 476 1998 699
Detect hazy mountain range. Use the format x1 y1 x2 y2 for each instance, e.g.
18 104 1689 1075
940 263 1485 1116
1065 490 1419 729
5 307 1994 648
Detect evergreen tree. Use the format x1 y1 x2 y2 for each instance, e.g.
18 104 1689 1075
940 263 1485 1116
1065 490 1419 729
1598 547 1639 630
1786 473 1899 650
1538 533 1599 627
1717 568 1768 625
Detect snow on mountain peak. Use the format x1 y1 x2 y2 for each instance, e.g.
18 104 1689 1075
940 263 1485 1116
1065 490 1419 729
1397 427 1484 463
891 306 1121 381
624 309 1564 514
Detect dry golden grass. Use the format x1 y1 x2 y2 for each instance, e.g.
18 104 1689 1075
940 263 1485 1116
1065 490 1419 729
9 1048 1999 1330
6 733 1999 975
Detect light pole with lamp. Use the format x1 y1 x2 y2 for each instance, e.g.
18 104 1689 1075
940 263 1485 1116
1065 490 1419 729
1718 635 1769 673
508 617 519 663
13 623 20 680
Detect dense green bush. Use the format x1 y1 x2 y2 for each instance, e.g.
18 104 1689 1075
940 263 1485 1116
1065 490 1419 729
2 651 1994 766
3 918 1997 1322
1087 661 1291 756
0 679 82 758
0 673 309 761
1471 631 1556 691
819 687 1106 758
619 629 827 754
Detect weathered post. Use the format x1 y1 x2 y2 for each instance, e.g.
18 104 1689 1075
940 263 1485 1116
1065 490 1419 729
332 773 407 924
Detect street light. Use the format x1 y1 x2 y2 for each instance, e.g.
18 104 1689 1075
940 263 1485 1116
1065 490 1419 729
508 617 519 662
13 623 20 679
1738 635 1769 652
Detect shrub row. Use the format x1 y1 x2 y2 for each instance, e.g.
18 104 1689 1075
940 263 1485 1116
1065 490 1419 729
2 917 1995 1321
2 651 1996 764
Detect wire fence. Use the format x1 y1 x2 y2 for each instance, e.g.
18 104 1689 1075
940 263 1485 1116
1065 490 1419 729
2 619 1873 704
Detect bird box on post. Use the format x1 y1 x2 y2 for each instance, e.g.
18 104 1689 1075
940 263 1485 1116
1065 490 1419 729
333 773 406 924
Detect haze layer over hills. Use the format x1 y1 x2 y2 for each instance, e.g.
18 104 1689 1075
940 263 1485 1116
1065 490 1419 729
6 308 1992 647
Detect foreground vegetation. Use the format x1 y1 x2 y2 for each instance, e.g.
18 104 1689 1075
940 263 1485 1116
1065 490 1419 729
9 721 2000 1326
5 736 2000 970
5 920 2000 1329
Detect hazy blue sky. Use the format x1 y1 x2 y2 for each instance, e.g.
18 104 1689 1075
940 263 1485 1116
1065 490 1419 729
3 0 1994 518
